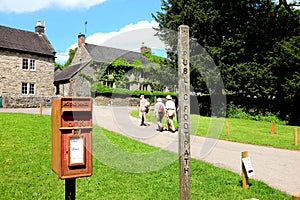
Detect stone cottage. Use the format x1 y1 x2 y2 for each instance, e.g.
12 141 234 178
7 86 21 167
54 34 153 97
0 20 56 108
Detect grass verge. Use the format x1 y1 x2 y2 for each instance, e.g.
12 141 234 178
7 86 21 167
131 110 300 150
0 113 291 199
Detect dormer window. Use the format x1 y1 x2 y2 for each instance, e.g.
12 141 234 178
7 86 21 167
22 58 36 70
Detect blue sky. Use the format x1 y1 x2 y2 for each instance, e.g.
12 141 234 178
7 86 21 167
0 0 163 63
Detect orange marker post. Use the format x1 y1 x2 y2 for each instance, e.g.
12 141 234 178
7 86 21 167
269 121 276 134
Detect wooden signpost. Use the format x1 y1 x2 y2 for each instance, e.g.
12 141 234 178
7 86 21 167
241 151 255 188
178 25 190 200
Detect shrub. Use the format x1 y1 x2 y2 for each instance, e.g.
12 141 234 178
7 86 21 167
91 83 176 99
227 103 286 124
227 103 249 119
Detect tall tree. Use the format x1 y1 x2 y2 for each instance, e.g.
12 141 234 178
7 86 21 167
153 0 300 124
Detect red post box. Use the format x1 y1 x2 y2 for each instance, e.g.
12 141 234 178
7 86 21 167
52 97 92 179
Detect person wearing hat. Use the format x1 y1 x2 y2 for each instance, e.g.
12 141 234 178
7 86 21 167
154 97 165 132
165 95 176 132
139 95 149 126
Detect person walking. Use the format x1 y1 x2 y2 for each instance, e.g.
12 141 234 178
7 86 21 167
165 95 176 132
154 97 165 132
139 95 149 126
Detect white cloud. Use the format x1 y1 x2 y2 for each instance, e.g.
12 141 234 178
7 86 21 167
0 0 107 13
56 20 166 64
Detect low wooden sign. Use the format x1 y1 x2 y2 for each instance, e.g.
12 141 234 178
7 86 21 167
242 157 255 177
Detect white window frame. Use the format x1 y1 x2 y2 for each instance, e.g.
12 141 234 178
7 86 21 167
29 59 36 70
22 58 36 71
22 59 28 70
22 82 35 95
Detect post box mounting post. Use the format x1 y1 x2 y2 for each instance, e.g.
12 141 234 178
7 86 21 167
65 178 76 200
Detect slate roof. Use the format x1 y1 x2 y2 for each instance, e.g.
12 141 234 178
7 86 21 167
85 44 151 65
0 25 56 57
54 61 90 83
54 44 153 84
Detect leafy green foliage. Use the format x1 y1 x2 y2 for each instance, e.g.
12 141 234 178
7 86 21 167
153 0 300 124
227 103 286 124
142 51 167 64
94 51 178 92
91 83 176 98
55 48 77 69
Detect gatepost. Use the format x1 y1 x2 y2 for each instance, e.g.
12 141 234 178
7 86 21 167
178 25 190 200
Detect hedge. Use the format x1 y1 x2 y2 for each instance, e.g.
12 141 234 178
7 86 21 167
91 83 176 100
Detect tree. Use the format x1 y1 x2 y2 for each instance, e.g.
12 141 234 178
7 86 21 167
63 48 77 69
153 0 300 124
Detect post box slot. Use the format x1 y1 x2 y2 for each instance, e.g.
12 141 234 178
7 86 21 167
60 127 92 130
61 111 92 128
62 107 91 112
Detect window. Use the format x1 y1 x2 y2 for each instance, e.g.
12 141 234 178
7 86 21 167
30 60 35 70
22 83 28 94
22 59 28 70
22 82 35 95
29 83 35 94
22 58 36 70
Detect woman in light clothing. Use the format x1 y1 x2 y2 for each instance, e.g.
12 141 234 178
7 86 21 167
165 95 176 132
139 95 149 126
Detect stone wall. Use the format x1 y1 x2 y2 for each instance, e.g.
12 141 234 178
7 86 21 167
0 50 55 108
71 63 96 97
2 95 56 108
1 94 148 108
71 45 91 65
94 96 142 106
0 50 55 96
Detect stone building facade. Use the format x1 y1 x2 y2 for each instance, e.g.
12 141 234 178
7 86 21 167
54 34 152 97
0 20 56 108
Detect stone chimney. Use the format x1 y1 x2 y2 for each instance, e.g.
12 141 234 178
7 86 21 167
35 19 45 34
78 33 86 47
140 42 151 53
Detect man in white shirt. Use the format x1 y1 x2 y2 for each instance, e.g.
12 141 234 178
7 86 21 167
165 95 176 132
154 97 165 132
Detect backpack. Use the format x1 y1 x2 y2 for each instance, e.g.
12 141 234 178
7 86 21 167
158 104 164 113
145 101 150 113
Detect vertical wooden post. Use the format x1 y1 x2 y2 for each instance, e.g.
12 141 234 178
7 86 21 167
225 121 230 136
178 25 190 200
65 178 76 200
292 192 300 200
241 151 249 188
39 103 42 115
294 128 298 146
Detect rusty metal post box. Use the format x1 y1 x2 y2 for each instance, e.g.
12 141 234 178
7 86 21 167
52 97 92 179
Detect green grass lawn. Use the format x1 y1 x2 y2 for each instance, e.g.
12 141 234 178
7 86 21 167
0 113 291 199
194 116 300 150
131 110 300 150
